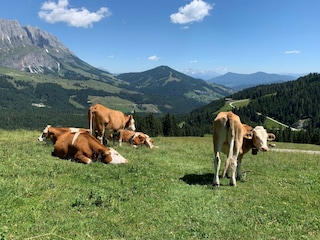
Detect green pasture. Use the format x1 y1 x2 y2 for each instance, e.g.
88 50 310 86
0 130 319 239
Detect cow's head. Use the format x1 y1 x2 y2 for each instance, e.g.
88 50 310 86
144 135 154 149
100 148 128 164
125 115 136 131
38 125 53 143
244 126 276 154
132 133 154 148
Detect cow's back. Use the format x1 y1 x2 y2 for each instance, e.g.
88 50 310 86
213 112 243 154
89 104 126 131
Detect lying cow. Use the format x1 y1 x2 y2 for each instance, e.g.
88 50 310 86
38 126 128 164
88 104 136 146
120 129 154 148
213 111 275 186
38 125 89 144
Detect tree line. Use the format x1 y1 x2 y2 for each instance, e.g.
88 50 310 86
0 73 319 145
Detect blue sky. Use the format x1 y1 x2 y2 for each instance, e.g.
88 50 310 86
1 0 320 76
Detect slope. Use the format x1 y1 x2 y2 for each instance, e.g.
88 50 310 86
179 73 320 141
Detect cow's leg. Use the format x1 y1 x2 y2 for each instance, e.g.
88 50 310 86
236 155 244 180
222 158 230 178
229 157 237 186
236 161 242 181
101 127 106 145
118 130 123 147
213 151 221 186
74 152 92 164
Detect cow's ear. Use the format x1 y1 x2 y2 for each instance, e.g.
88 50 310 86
268 133 276 141
244 132 253 139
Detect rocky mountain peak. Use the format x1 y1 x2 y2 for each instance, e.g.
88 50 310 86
0 18 74 73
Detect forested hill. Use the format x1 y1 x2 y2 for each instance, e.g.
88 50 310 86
231 73 320 128
179 73 320 144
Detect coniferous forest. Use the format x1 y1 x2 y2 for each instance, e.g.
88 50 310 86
0 73 320 145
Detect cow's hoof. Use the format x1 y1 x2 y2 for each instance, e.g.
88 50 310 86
213 182 220 187
229 182 236 187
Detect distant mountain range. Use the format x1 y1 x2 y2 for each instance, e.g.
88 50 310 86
0 18 234 116
207 72 296 90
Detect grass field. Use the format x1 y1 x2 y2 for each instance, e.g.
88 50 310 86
0 130 319 239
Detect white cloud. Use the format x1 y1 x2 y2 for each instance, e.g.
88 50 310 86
216 66 228 73
170 0 214 24
285 50 300 54
148 55 160 61
180 26 190 30
189 60 198 63
38 0 111 28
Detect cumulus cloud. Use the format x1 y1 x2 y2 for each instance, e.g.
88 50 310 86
170 0 214 24
38 0 111 28
148 55 160 61
285 50 300 54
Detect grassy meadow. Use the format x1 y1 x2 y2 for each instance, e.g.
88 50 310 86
0 130 319 239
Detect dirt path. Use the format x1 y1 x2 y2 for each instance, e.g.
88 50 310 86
270 148 320 155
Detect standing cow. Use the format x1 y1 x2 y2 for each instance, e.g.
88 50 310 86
213 111 275 186
88 104 136 146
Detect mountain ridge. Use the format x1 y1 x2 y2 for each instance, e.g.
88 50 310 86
208 71 296 90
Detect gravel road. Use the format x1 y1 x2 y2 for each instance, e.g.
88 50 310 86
270 148 320 155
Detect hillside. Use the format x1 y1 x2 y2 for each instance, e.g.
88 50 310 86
0 18 234 130
209 72 295 90
118 66 233 104
179 73 320 144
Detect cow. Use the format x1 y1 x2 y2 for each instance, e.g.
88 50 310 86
213 111 275 186
88 104 136 146
54 132 128 164
39 127 128 164
38 125 89 144
119 129 154 148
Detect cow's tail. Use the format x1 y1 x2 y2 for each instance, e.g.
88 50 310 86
223 113 236 177
88 107 93 135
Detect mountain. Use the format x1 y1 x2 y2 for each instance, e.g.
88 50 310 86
208 72 295 90
181 68 220 80
0 19 120 84
179 73 320 143
117 66 234 104
0 18 234 123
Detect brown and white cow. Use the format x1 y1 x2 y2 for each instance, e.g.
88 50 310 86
38 125 89 144
39 126 128 164
88 104 136 146
213 111 275 186
120 129 154 148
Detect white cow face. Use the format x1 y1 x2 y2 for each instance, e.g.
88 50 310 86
127 116 136 131
108 148 128 164
145 135 154 149
38 125 51 143
252 126 276 153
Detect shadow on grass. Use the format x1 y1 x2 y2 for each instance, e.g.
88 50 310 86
180 173 214 186
180 172 249 187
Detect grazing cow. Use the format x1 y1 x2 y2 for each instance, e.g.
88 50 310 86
88 104 136 146
38 125 89 144
120 129 154 148
213 111 275 186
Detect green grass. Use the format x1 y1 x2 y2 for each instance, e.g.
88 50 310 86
0 130 319 239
